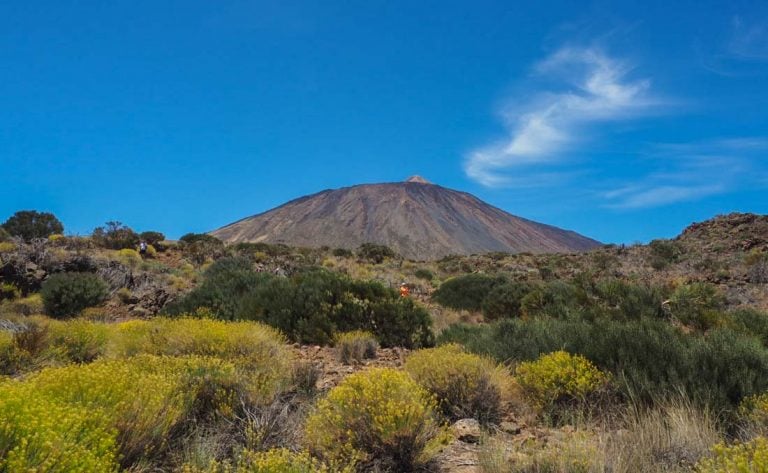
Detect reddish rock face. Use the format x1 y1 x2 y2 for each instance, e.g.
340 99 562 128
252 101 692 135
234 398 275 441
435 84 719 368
211 178 601 260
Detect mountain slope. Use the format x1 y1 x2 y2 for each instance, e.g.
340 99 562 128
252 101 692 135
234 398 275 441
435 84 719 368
211 176 601 259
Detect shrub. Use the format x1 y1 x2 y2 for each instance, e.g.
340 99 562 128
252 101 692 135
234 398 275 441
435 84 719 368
332 247 353 258
441 318 768 409
111 318 292 398
46 319 110 363
482 281 533 320
92 221 140 250
1 210 64 241
695 437 768 473
432 274 507 311
4 293 44 315
414 268 434 280
198 448 354 473
235 269 433 348
116 248 142 268
17 355 250 467
404 344 511 425
0 226 9 241
305 368 445 471
356 243 396 263
164 257 267 320
730 308 768 347
0 382 118 472
0 241 16 254
40 272 108 318
669 283 727 330
139 231 165 246
0 283 20 301
515 351 610 411
180 233 225 264
335 330 378 364
481 431 603 473
648 238 682 270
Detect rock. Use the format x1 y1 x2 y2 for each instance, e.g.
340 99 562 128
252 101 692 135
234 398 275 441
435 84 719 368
452 419 482 444
499 421 521 435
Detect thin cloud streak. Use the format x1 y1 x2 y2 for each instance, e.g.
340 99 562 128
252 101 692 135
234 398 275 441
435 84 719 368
465 46 656 187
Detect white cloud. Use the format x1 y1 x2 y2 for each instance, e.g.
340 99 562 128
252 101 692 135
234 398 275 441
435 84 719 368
465 47 656 187
606 184 725 209
602 138 768 209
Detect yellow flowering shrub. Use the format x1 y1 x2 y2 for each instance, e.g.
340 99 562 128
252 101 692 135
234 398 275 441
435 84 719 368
515 351 609 410
334 330 378 364
6 293 44 315
17 355 247 466
404 343 512 424
740 392 768 434
111 318 294 403
0 241 16 254
0 382 118 472
116 248 142 267
305 367 447 471
186 448 355 473
696 437 768 473
47 318 110 362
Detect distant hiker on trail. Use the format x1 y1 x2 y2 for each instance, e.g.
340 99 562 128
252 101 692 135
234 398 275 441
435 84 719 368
139 241 148 256
400 282 410 298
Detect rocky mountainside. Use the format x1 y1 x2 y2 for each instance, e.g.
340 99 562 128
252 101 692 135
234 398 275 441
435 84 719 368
211 176 601 260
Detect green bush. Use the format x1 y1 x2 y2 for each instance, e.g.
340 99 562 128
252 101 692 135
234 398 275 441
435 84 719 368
432 273 507 311
439 317 768 409
332 247 353 258
729 308 768 347
356 243 396 263
1 210 64 241
236 269 433 347
40 273 108 319
414 268 434 280
179 233 225 264
169 265 433 348
482 281 534 320
648 238 682 269
164 257 268 320
139 231 165 246
669 283 727 330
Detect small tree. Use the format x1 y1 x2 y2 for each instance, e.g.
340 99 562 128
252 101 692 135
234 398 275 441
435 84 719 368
139 231 165 246
179 233 225 265
2 210 64 241
92 221 140 250
356 243 396 264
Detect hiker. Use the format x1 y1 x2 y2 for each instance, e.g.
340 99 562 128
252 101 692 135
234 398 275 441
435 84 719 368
399 282 410 298
139 240 148 256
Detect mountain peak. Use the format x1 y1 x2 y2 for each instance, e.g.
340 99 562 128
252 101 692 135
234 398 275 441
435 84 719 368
405 175 432 184
211 179 601 259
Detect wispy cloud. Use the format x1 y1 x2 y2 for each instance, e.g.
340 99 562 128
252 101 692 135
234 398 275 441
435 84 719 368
603 138 768 209
465 46 658 187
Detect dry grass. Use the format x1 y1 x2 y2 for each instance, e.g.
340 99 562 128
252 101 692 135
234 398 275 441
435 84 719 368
479 398 721 473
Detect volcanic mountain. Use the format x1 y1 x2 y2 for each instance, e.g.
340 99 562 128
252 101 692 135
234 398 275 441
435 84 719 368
211 176 601 260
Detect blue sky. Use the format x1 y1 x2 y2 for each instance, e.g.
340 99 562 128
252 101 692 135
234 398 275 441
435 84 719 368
1 0 767 244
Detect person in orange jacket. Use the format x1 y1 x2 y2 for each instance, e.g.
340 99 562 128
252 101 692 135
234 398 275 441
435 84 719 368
399 282 410 298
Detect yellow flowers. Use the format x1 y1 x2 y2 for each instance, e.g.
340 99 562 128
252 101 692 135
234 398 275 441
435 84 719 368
696 437 768 472
305 367 446 470
404 343 512 424
0 317 296 471
515 350 609 410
